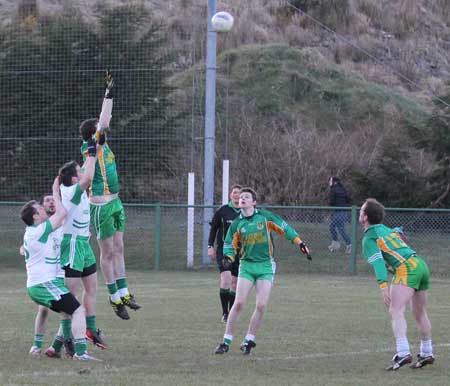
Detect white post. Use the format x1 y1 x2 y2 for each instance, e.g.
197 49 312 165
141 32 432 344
187 172 195 268
222 159 229 205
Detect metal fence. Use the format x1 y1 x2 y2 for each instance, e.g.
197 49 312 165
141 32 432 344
3 203 450 277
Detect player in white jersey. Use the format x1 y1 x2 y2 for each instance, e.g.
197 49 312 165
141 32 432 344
26 193 77 358
21 178 96 361
58 139 107 349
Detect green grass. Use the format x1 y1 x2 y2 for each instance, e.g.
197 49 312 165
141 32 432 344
1 269 450 386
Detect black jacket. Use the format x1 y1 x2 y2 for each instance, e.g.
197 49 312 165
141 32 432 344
329 183 352 207
208 202 240 250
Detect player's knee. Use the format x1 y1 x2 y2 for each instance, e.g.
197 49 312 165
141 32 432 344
256 302 267 314
233 300 245 312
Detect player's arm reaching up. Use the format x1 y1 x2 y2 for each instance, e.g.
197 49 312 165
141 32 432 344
48 176 66 230
96 69 114 139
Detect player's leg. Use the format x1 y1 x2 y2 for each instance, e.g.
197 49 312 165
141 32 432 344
410 257 433 368
215 276 254 354
241 261 274 355
386 283 415 370
113 230 141 310
29 306 49 356
82 265 108 349
92 202 129 317
216 248 232 322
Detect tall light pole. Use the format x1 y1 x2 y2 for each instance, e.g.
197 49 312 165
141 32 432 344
202 0 217 264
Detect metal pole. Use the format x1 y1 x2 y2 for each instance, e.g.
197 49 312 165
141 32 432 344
349 205 357 274
202 0 217 265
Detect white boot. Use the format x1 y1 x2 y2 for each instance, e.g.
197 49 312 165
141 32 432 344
345 244 352 254
328 240 341 252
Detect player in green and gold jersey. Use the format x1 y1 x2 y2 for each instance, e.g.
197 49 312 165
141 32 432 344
360 198 434 371
79 70 140 320
214 187 311 355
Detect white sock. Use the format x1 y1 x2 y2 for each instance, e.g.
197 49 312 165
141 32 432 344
118 288 130 297
396 337 410 357
420 340 433 357
223 334 233 344
245 334 255 342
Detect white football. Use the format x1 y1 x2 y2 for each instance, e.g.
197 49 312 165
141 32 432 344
211 11 234 32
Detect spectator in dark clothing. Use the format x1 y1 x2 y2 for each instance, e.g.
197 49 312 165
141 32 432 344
328 177 352 253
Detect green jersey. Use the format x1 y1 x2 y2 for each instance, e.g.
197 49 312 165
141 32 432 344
362 224 416 286
81 141 119 196
223 208 300 263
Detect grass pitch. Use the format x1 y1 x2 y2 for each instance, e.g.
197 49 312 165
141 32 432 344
1 269 450 386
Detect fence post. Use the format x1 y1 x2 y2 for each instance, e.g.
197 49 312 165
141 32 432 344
154 202 161 271
349 205 357 275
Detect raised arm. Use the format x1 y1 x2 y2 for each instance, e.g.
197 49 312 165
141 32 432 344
79 140 97 191
97 69 114 134
49 176 67 230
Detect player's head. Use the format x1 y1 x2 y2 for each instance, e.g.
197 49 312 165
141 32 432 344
58 161 80 187
230 184 242 205
20 200 47 226
359 198 385 226
79 118 98 141
329 176 340 187
239 187 257 209
39 193 55 215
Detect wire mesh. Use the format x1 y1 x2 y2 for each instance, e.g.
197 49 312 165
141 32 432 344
4 203 450 278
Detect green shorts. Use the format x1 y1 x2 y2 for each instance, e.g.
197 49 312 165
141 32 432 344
238 259 276 283
90 198 126 240
28 278 69 308
60 235 96 273
393 255 430 291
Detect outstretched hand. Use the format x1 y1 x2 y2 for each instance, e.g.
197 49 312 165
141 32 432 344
299 242 312 260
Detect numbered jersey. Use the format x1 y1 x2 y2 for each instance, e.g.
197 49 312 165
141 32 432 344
60 183 91 237
24 220 61 287
362 223 416 284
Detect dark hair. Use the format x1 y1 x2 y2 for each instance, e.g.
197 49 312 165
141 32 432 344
240 187 257 202
39 193 53 205
79 118 98 141
58 161 78 187
363 198 385 224
230 184 242 191
330 176 341 185
20 200 38 226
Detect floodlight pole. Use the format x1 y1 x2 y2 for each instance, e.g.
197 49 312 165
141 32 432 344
202 0 217 264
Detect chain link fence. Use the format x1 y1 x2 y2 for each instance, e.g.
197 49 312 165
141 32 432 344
4 203 450 277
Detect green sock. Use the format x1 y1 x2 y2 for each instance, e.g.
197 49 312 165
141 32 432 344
34 334 44 349
107 282 118 295
60 319 72 340
51 336 64 352
116 277 128 290
86 315 96 333
224 338 232 345
74 338 87 356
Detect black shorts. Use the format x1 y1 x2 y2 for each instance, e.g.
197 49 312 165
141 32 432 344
216 248 240 277
50 292 81 315
64 263 97 278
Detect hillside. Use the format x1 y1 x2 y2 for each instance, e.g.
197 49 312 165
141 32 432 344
1 0 449 205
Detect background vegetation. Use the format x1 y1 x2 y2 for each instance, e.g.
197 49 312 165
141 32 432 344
1 0 450 206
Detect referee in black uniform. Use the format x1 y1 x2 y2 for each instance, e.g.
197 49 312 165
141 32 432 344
208 184 242 322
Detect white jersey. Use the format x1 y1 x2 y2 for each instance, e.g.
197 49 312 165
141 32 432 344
60 183 91 237
24 220 61 287
52 226 65 278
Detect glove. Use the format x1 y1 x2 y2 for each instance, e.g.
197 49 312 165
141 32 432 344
104 69 114 99
87 138 97 157
299 242 312 260
222 255 233 270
